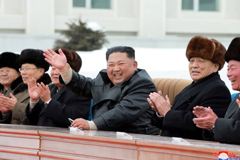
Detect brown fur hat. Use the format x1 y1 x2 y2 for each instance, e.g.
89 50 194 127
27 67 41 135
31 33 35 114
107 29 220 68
54 49 82 72
225 37 240 63
186 36 226 70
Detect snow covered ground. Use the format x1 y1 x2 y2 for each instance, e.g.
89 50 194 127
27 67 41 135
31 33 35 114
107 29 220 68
77 47 235 94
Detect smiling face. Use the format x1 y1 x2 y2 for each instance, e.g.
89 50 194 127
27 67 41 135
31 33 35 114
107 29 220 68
227 60 240 91
107 52 137 85
0 67 20 89
189 57 219 82
50 66 62 89
20 63 44 84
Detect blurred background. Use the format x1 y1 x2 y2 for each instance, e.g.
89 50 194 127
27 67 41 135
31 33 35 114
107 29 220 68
0 0 239 93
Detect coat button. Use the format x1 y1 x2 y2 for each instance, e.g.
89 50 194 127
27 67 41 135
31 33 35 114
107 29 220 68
108 120 113 127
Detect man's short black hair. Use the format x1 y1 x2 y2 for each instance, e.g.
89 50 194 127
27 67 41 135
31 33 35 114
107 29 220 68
106 46 135 61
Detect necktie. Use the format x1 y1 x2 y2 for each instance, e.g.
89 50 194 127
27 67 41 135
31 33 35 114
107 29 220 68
3 89 7 95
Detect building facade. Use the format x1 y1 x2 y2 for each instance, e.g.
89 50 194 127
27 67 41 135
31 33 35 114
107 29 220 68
0 0 239 37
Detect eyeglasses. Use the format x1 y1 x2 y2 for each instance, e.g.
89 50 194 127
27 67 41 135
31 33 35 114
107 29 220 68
0 69 12 74
19 67 38 72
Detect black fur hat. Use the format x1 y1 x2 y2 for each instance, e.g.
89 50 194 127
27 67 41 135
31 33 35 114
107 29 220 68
54 49 82 72
19 49 49 72
225 37 240 62
0 52 20 72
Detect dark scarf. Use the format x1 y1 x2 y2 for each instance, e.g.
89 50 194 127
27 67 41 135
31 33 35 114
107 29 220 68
13 73 51 95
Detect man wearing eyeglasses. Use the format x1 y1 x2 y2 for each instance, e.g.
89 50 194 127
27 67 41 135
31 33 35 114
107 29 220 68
0 52 23 123
0 49 51 124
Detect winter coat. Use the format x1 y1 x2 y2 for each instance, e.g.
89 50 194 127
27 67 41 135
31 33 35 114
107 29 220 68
152 72 231 140
203 93 240 144
0 73 51 124
60 69 160 135
0 76 23 123
26 84 91 127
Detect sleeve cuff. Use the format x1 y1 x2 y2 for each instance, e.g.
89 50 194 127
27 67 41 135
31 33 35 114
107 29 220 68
88 121 98 130
45 99 51 104
59 63 73 84
29 99 39 111
156 112 164 118
1 113 9 119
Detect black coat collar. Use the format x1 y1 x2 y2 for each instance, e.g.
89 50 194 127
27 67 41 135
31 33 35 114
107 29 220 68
94 69 140 105
171 72 220 110
225 93 240 118
0 76 23 90
13 73 51 95
49 84 67 100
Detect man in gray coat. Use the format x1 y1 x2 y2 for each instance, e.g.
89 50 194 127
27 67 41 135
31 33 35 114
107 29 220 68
44 46 160 135
193 37 240 144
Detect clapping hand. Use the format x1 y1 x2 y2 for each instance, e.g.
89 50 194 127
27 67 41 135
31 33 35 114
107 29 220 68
193 106 218 130
148 91 171 116
236 94 240 108
28 78 39 102
36 82 51 103
0 93 17 113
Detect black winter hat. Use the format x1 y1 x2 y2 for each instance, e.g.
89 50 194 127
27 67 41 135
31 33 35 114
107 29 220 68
0 52 20 72
225 37 240 62
19 49 49 72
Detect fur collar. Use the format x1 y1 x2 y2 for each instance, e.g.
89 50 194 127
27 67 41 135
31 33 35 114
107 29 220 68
0 76 23 90
13 73 51 95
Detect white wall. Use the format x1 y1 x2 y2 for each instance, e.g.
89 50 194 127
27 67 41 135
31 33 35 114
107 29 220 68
166 0 240 36
138 0 166 37
25 0 54 35
1 0 240 37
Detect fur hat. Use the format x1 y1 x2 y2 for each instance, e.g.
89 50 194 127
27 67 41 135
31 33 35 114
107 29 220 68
54 49 82 72
186 36 226 70
19 49 49 72
225 37 240 62
0 52 20 72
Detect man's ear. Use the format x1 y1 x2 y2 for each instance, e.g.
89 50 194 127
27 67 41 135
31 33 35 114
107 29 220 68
39 68 45 77
134 61 138 69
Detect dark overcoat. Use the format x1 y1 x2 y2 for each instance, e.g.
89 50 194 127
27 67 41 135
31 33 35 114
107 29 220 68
26 84 91 127
60 68 160 135
0 74 51 124
203 93 240 144
0 76 23 123
152 72 231 140
0 76 22 97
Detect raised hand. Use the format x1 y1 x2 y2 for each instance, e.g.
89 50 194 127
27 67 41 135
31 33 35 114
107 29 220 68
43 49 68 72
28 78 39 102
37 82 51 103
